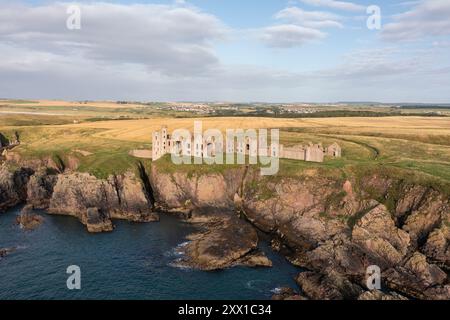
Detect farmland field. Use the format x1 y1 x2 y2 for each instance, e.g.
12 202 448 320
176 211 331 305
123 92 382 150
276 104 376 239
1 102 450 192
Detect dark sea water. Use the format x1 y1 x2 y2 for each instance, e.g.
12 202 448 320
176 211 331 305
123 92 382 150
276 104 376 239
0 207 300 300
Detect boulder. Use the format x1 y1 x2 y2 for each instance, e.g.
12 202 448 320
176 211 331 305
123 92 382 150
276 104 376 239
403 190 449 245
175 210 266 270
271 287 307 300
423 224 449 267
0 247 15 258
16 212 44 231
86 207 113 233
238 251 273 268
403 252 447 287
357 290 407 300
296 271 363 300
384 253 448 300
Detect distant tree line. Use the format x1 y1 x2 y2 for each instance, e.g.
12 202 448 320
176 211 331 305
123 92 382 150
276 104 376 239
399 105 450 110
207 110 448 119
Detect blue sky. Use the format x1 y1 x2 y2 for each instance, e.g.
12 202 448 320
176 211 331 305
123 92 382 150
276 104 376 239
1 0 450 102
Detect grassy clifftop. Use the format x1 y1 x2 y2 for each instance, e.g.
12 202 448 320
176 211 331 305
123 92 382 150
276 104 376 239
1 114 449 194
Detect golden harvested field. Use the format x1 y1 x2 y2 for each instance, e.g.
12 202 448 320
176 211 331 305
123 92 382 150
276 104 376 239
1 110 450 188
63 116 450 143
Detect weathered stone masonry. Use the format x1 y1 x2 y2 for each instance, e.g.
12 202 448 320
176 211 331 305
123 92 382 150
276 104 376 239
151 126 341 163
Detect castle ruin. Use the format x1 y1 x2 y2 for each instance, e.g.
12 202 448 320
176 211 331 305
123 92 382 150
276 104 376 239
151 126 341 163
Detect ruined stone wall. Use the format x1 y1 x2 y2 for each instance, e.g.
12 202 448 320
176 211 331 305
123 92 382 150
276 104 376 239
152 132 161 160
282 148 306 161
305 145 324 163
326 143 342 158
152 126 338 164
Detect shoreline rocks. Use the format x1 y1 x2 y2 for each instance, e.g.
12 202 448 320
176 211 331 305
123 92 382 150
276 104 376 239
1 162 449 299
0 166 33 213
16 210 44 231
271 287 307 300
85 207 114 233
296 271 364 300
357 290 408 300
44 171 159 232
174 209 272 270
0 247 15 259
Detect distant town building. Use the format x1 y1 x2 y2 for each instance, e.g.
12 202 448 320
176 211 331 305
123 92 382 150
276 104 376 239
151 126 341 163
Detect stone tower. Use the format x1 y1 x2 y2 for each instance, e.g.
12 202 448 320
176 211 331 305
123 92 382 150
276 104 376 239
305 143 324 163
152 126 169 161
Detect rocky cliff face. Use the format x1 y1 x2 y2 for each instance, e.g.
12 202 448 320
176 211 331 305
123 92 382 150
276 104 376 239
1 161 449 299
150 166 245 210
0 163 158 232
0 166 33 212
149 165 449 300
47 171 158 232
174 208 272 270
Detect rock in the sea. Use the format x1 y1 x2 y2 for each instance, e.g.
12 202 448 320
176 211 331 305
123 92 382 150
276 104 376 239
176 210 269 270
16 211 44 231
270 238 282 252
238 251 273 268
86 207 113 233
271 287 307 300
48 171 158 232
0 247 15 258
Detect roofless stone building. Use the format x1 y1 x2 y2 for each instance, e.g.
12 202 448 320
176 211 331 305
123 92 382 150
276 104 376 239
151 126 341 163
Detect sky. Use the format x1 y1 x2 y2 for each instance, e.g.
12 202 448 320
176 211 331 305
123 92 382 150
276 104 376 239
0 0 449 103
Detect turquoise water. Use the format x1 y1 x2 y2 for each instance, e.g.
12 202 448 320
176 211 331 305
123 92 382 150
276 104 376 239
0 207 300 300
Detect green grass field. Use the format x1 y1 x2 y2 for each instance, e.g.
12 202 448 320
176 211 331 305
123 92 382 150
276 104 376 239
1 102 449 195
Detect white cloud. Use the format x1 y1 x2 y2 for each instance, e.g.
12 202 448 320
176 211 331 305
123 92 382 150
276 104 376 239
260 6 342 48
299 0 365 12
275 7 343 29
382 0 450 41
261 24 326 48
0 2 449 103
0 2 227 76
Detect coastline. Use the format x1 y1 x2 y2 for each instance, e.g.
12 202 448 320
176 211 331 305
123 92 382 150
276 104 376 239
0 156 449 300
0 205 299 300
